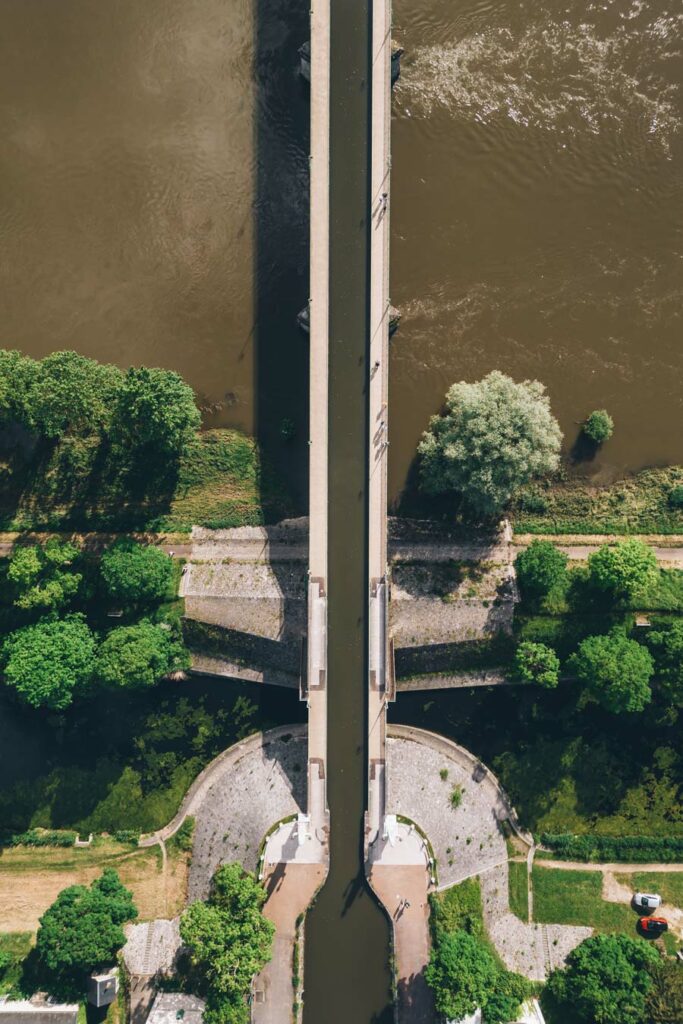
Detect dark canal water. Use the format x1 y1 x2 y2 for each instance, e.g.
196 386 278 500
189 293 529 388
301 1 393 1021
390 0 683 500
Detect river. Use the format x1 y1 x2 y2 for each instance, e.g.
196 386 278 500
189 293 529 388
0 0 310 498
390 0 683 500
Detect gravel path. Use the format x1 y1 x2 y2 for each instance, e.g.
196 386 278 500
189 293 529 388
480 862 591 981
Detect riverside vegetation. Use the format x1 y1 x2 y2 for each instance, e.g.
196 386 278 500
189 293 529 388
0 350 292 531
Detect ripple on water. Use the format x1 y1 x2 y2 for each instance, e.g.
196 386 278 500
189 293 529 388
394 10 683 152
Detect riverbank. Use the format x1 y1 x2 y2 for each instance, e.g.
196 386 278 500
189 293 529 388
0 428 295 534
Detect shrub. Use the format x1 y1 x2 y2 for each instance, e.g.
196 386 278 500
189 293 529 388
540 833 683 862
587 539 659 600
668 485 683 509
171 816 195 853
100 541 174 606
515 541 568 602
418 371 562 518
450 786 463 809
583 409 614 444
112 830 139 846
569 628 654 714
5 829 76 848
513 642 560 688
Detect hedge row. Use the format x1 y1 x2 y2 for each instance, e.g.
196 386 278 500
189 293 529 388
3 829 77 848
540 833 683 863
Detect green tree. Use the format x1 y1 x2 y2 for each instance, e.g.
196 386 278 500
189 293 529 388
515 540 568 602
2 615 96 710
645 620 683 710
0 349 39 426
28 351 122 438
570 628 654 713
587 540 659 601
36 869 137 997
100 541 174 606
8 540 82 612
514 641 560 688
112 367 200 455
584 409 614 444
646 960 683 1023
180 863 273 1020
418 371 562 518
546 933 658 1024
96 622 184 690
425 929 499 1021
485 971 533 1024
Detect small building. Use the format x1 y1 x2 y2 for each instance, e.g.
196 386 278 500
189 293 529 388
146 994 205 1024
87 969 119 1008
0 998 78 1024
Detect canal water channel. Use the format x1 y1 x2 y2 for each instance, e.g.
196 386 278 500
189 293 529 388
301 2 393 1021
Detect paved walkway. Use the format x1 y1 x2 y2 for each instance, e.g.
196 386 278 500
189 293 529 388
252 863 325 1024
371 865 435 1024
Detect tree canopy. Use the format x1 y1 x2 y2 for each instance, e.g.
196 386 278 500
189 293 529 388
645 619 683 710
646 960 683 1024
180 863 273 1024
100 541 174 606
546 933 658 1024
96 622 181 690
28 351 122 439
570 628 654 713
584 409 614 444
418 371 562 518
112 367 201 455
514 641 560 688
515 540 568 602
8 540 81 612
587 540 659 601
2 615 96 710
36 869 137 997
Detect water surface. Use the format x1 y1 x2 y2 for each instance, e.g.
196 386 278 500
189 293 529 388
390 0 683 498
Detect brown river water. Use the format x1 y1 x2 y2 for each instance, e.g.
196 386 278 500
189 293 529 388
0 0 310 500
390 0 683 500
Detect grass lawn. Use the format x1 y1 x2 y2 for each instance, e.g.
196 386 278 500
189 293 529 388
0 839 187 932
622 872 683 908
508 861 529 921
512 466 683 535
0 932 32 994
0 428 295 533
532 866 638 933
0 677 304 835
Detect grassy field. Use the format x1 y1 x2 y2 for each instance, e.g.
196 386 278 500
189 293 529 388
512 466 683 535
622 872 683 908
0 932 32 994
532 866 637 933
0 429 295 533
0 677 304 835
508 861 529 921
0 839 187 932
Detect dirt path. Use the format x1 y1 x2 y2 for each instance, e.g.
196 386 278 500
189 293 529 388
535 859 683 873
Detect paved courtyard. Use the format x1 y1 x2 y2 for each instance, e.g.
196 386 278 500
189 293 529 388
188 728 307 900
386 729 512 888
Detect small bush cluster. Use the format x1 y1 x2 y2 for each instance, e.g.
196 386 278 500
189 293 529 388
540 833 683 862
583 409 614 444
4 828 76 848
